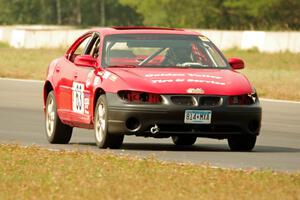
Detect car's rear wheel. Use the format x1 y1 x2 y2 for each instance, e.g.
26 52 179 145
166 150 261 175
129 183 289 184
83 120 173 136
94 94 124 149
227 135 256 151
45 91 73 144
172 136 197 145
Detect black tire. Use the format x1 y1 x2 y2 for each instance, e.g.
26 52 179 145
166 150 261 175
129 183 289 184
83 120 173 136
45 91 73 144
227 135 257 151
94 94 124 149
172 136 197 145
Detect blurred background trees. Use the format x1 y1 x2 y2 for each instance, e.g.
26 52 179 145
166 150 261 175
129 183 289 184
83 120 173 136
0 0 299 30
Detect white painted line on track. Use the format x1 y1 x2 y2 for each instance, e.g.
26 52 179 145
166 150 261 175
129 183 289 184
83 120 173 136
260 98 300 104
0 77 43 83
1 77 300 104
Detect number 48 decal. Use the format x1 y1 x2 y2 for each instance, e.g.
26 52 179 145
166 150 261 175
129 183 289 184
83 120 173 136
72 82 84 114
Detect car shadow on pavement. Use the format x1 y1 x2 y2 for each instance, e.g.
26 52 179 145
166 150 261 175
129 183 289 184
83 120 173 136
120 143 230 152
70 142 300 153
253 145 300 153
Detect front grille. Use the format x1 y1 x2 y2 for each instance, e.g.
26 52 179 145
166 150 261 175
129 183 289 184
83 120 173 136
199 96 222 106
171 96 196 106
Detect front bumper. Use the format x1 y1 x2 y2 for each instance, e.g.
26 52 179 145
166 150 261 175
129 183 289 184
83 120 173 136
106 93 262 138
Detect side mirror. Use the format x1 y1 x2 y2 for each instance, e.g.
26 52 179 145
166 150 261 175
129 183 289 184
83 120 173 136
228 57 244 70
74 55 98 68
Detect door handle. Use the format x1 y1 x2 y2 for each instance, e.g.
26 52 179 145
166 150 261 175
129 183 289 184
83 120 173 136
74 72 78 78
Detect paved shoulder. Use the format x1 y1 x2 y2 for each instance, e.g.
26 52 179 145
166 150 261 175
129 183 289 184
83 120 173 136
0 78 299 172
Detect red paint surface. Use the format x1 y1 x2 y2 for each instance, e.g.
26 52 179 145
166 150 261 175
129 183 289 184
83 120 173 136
44 27 255 128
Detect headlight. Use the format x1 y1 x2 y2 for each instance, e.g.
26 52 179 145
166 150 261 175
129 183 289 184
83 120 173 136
228 93 257 105
118 90 162 104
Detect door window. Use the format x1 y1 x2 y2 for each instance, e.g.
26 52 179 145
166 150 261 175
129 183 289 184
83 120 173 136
69 33 101 62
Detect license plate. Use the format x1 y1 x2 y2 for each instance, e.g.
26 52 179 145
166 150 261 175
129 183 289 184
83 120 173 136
184 110 212 124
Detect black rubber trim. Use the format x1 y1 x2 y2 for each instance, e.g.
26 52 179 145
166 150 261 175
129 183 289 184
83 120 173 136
105 92 262 138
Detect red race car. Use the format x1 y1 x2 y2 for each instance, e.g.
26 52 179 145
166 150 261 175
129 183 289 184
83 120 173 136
43 26 262 151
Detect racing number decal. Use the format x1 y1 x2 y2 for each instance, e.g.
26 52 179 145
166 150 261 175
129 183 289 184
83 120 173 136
72 82 84 114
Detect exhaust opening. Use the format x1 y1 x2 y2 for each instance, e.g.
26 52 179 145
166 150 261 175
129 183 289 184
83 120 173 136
126 117 140 131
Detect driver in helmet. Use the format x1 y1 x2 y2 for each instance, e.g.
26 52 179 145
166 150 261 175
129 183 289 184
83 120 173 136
161 45 193 66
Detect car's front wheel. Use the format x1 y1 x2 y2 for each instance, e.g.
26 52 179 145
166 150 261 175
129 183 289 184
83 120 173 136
94 94 124 149
45 91 73 144
227 135 256 151
172 136 197 145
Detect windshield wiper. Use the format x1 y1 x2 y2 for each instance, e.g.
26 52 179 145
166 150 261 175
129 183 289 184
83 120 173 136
180 62 209 68
107 65 137 68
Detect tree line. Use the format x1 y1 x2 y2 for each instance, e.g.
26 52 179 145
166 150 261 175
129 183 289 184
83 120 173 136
0 0 299 30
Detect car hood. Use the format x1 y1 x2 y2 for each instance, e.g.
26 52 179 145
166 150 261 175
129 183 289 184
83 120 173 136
106 67 254 95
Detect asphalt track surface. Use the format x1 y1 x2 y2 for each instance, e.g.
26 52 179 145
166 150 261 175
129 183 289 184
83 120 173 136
0 78 299 172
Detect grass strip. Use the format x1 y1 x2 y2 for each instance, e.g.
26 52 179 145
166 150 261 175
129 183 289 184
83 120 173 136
0 47 299 100
225 49 300 100
0 144 299 200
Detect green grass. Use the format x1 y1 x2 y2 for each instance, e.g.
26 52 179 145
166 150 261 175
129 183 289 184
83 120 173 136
0 47 65 80
0 46 299 100
0 144 299 200
0 41 9 48
224 49 300 101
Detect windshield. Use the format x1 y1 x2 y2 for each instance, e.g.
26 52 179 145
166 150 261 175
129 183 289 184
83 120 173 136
102 34 229 68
